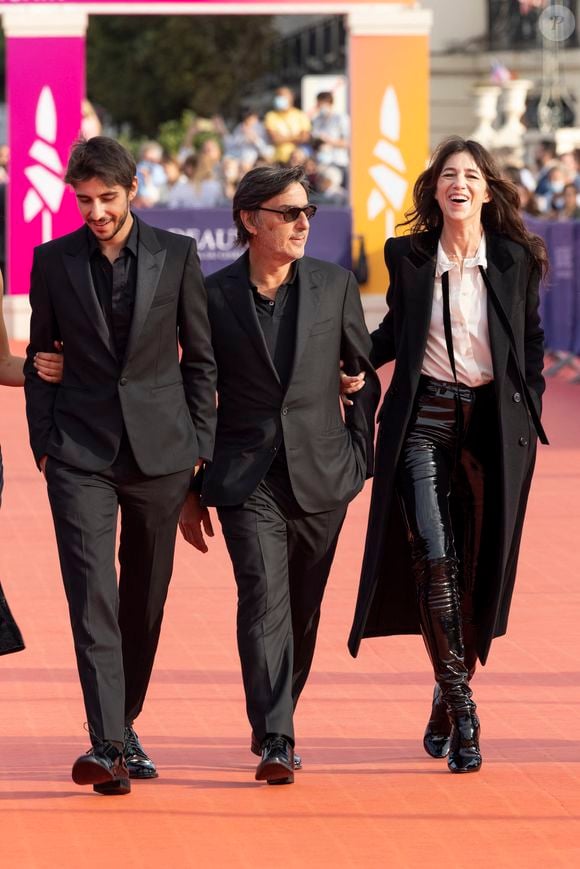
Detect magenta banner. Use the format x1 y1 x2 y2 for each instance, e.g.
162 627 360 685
0 1 362 4
6 36 84 294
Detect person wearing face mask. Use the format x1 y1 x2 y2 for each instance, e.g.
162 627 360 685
348 137 548 775
311 92 350 185
537 165 567 213
264 88 311 165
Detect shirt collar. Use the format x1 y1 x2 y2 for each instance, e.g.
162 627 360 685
435 234 487 277
87 213 139 259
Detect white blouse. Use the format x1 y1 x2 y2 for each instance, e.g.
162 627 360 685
421 236 494 387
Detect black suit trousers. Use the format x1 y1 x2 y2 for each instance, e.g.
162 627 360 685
45 436 191 745
217 457 347 745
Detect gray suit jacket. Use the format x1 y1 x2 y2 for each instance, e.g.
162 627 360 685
202 252 380 512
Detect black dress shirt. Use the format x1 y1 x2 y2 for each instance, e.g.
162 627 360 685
88 218 138 362
250 260 298 393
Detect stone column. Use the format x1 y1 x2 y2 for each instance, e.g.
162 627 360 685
470 84 502 149
495 79 534 156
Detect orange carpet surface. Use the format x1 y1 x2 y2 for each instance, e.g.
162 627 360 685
0 346 578 868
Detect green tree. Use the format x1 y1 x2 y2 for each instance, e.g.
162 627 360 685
87 16 276 138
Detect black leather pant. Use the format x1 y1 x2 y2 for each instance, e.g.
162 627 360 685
396 376 496 707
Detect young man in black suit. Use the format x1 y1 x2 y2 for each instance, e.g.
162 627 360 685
24 137 216 795
180 166 380 784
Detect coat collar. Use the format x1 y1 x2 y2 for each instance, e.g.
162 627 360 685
218 252 324 389
63 225 117 360
124 216 166 362
62 216 166 364
396 230 518 377
290 257 323 384
219 251 281 383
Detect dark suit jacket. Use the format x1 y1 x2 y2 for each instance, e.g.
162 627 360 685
349 231 547 663
24 216 217 476
201 252 381 513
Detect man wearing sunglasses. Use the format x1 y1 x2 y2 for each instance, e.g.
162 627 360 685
179 165 380 785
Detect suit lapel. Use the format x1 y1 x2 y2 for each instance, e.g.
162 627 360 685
63 227 117 360
220 253 281 384
289 257 323 382
401 244 437 370
483 234 517 381
124 217 167 362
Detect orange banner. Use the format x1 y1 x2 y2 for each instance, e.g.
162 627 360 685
350 33 430 295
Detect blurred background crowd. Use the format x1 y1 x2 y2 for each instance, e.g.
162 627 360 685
88 86 349 211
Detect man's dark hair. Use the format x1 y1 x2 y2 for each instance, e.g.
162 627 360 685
233 165 309 246
64 136 137 190
316 91 334 103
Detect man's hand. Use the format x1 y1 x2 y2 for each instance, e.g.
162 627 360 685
39 455 48 477
339 360 366 407
34 341 63 383
179 491 214 553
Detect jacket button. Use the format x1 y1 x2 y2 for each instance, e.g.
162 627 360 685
518 436 528 447
119 377 128 386
513 392 521 403
282 406 288 416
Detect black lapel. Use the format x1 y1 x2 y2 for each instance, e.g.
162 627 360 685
483 234 517 381
63 226 117 360
400 238 437 370
219 252 281 383
289 257 323 383
125 217 167 362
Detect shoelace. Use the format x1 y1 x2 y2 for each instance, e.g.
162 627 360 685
83 721 122 760
265 735 290 756
124 726 147 759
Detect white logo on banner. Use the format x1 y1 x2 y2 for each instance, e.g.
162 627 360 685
367 87 408 239
23 86 66 243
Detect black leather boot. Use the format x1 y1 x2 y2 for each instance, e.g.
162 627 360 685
423 620 478 759
447 708 481 773
416 556 481 773
423 683 452 758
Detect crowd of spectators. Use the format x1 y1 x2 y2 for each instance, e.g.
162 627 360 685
501 139 580 221
131 86 350 210
128 119 580 220
4 99 580 223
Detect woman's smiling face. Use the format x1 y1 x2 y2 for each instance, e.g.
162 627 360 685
435 151 491 226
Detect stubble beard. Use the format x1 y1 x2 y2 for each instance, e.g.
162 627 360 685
90 202 131 243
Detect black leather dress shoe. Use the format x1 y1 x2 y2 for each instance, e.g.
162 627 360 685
251 732 302 770
72 743 131 795
124 725 158 779
255 735 294 785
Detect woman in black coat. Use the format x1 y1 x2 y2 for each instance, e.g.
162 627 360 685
348 137 548 773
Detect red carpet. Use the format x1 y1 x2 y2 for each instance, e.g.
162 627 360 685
1 345 578 868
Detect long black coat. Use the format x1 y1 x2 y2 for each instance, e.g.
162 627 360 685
348 232 547 665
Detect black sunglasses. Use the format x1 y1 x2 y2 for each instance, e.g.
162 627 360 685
256 204 317 222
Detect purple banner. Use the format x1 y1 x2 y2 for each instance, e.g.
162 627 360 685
137 207 352 276
526 217 580 354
